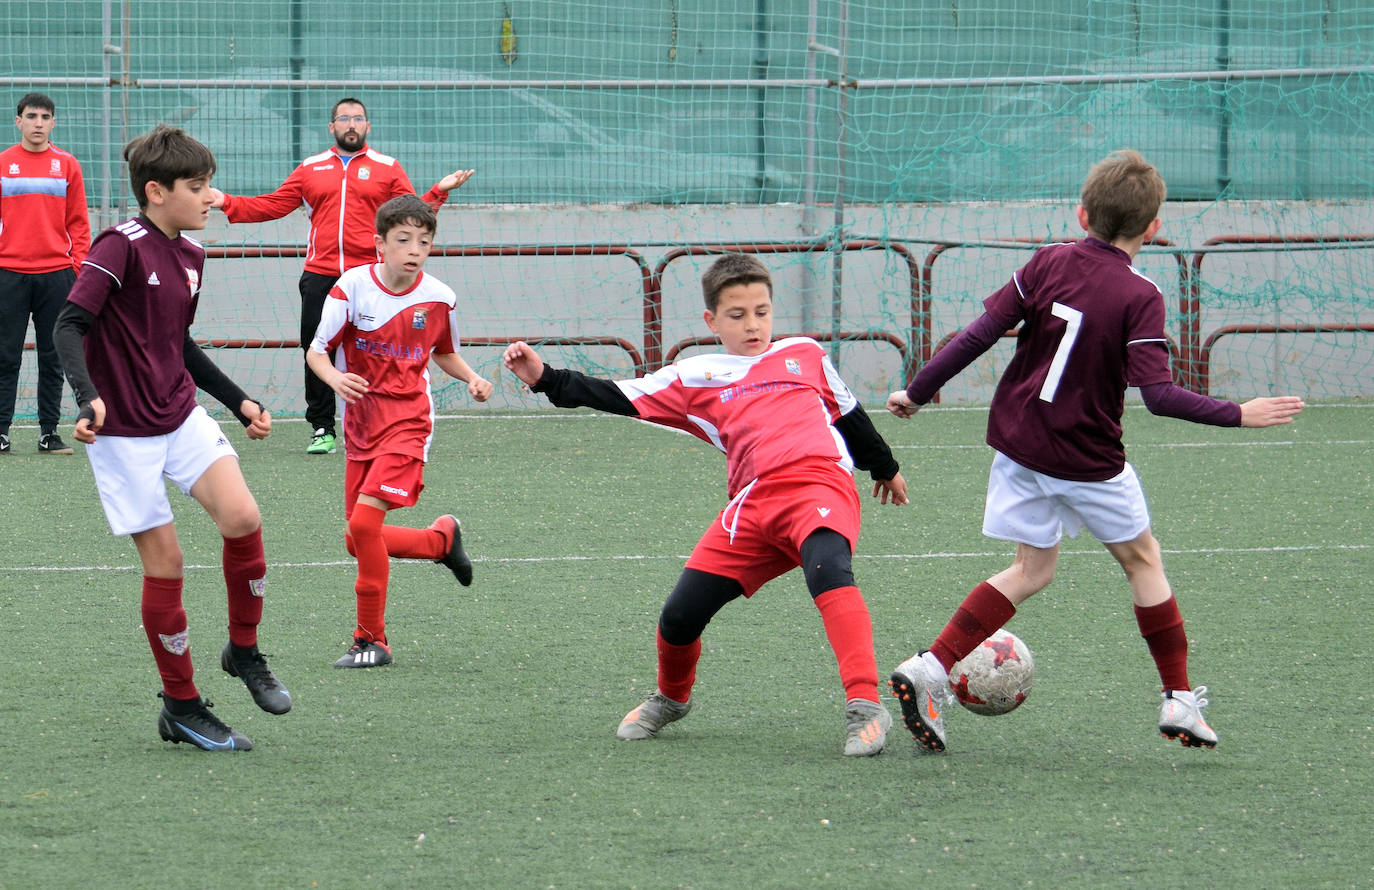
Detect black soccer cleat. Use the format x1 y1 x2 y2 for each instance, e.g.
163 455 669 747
220 642 293 714
157 694 253 751
431 514 473 586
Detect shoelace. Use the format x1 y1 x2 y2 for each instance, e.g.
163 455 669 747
188 698 231 731
1190 685 1210 709
235 649 283 689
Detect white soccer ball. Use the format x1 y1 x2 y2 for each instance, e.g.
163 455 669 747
947 629 1034 716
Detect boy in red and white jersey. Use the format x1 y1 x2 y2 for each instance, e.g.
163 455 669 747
210 97 474 455
503 253 909 757
886 150 1305 753
307 194 492 669
52 125 289 752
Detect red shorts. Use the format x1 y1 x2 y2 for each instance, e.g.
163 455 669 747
344 453 426 517
685 459 861 596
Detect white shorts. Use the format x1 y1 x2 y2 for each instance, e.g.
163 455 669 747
982 451 1151 549
85 406 239 536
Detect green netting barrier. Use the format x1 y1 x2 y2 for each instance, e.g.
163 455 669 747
4 0 1371 415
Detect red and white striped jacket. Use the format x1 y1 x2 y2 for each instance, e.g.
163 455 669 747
220 145 447 277
0 142 91 274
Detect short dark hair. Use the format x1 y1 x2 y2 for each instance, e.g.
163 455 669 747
375 194 437 238
700 253 773 312
16 92 55 116
331 97 367 120
123 125 216 209
1080 149 1167 243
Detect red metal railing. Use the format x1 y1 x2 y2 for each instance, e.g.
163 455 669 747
27 236 1369 401
1184 234 1374 393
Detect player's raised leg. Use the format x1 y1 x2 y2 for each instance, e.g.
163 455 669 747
892 575 1024 752
191 454 292 713
427 514 473 586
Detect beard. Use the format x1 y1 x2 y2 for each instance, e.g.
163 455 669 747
334 130 365 153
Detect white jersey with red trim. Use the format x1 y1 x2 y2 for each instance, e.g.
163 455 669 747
311 264 460 461
617 337 858 497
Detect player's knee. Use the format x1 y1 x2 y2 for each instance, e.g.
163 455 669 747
657 602 704 646
659 569 740 644
1108 531 1163 577
219 505 262 539
800 529 855 597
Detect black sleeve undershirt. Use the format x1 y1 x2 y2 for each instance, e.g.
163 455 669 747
833 403 901 482
531 365 638 416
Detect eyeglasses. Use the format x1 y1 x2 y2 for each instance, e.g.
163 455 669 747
333 115 368 124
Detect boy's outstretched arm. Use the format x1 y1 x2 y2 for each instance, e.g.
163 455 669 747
1138 381 1305 428
889 310 1009 417
503 340 638 416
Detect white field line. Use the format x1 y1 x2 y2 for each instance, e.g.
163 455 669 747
6 406 1364 573
891 439 1372 450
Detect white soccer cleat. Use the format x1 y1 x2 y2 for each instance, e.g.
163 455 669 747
889 651 951 752
842 698 892 757
1159 685 1218 748
616 691 691 740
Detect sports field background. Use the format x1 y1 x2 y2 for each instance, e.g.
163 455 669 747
1 404 1369 888
5 1 1372 417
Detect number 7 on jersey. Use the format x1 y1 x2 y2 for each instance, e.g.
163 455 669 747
1039 302 1083 402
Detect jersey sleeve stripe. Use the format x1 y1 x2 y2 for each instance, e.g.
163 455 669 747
81 260 121 286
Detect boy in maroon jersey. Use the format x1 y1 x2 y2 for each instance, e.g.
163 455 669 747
306 194 493 669
886 150 1305 752
51 125 290 751
503 253 909 757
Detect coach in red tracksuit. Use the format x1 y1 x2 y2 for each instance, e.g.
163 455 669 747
0 92 90 456
209 96 472 455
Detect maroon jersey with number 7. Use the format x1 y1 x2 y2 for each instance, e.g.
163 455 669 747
982 237 1173 482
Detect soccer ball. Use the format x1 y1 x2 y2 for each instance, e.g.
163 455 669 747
947 629 1034 716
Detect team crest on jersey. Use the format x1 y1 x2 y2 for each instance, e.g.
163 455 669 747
7 163 17 174
785 359 801 375
51 158 62 174
358 166 371 180
412 308 428 329
159 628 189 656
185 268 200 294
